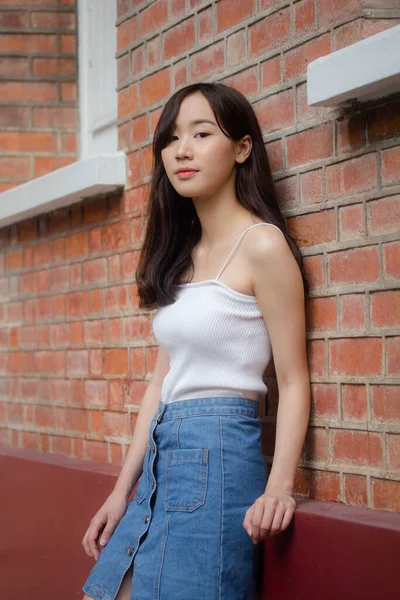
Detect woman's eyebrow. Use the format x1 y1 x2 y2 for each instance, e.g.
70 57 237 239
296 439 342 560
173 118 217 129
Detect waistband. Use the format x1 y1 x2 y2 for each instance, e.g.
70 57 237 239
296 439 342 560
154 396 260 422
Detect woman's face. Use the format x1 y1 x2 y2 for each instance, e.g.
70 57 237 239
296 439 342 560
161 92 250 199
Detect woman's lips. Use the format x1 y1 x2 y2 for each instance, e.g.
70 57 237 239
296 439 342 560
176 170 198 179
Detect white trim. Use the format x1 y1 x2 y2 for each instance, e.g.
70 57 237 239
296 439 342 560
0 154 126 228
78 0 118 158
307 24 400 107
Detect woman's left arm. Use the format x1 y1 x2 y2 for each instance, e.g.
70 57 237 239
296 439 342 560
242 226 311 543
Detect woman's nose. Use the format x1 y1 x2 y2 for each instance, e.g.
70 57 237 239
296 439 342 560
175 137 193 158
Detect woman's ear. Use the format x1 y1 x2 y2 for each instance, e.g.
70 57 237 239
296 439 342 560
235 135 252 164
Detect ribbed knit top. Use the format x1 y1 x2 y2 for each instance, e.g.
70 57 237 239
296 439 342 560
152 222 285 404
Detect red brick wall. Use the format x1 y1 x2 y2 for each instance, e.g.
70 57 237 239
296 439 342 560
0 0 78 192
0 0 399 512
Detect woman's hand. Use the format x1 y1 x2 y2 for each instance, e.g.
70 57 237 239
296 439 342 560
82 490 130 560
242 485 296 544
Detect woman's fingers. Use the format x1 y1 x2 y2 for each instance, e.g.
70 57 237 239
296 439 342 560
87 516 106 560
82 526 94 559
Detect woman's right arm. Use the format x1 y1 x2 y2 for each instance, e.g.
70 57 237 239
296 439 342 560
82 345 170 560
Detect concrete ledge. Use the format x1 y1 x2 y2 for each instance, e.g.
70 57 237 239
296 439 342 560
0 153 126 229
1 447 399 600
307 24 400 106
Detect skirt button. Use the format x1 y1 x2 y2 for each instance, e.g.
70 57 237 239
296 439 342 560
151 481 155 488
143 515 149 523
126 547 133 555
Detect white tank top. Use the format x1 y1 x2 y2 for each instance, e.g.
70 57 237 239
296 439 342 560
152 222 285 404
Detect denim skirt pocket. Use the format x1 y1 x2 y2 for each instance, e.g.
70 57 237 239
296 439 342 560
165 447 208 512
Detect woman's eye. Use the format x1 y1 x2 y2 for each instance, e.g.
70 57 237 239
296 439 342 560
195 132 210 138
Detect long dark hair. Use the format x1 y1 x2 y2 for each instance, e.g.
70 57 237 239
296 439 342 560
136 82 309 309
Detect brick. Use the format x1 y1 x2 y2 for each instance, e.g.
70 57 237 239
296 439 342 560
337 114 365 152
65 231 89 259
334 19 362 51
300 169 324 205
372 479 400 512
275 175 297 210
222 66 258 98
118 84 139 118
261 55 281 90
132 114 148 145
294 0 315 35
0 106 29 128
103 221 129 251
33 57 76 77
60 34 76 53
163 18 195 61
216 0 253 32
104 285 129 312
338 203 364 240
83 258 107 285
329 246 380 285
371 385 400 423
0 34 57 53
310 383 338 419
227 29 246 68
319 0 361 27
303 254 324 289
367 195 400 236
384 241 400 279
34 157 75 177
30 11 76 30
104 348 129 376
367 99 400 142
103 411 131 438
306 296 337 331
330 338 382 376
0 10 30 29
85 380 108 408
370 291 400 329
249 8 291 57
36 405 54 428
307 339 325 377
54 407 87 433
131 45 144 77
191 42 225 81
0 57 29 78
286 123 333 167
284 34 331 80
387 434 400 470
0 132 57 153
344 473 368 507
326 154 377 198
254 88 294 133
140 68 170 107
139 0 168 38
147 36 161 69
303 427 329 462
0 81 57 102
386 337 399 376
287 209 335 247
118 16 138 52
198 7 213 44
60 82 76 102
0 156 30 180
171 0 185 18
341 384 367 421
66 291 89 318
33 107 77 128
332 429 383 467
382 146 400 186
341 294 365 330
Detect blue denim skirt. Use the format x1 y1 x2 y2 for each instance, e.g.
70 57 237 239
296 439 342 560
82 396 268 600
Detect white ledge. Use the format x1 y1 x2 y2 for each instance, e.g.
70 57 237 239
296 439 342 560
0 153 126 228
307 24 400 107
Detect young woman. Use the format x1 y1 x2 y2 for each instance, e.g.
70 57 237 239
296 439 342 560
81 82 311 600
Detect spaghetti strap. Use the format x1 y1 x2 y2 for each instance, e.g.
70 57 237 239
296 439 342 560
215 222 284 281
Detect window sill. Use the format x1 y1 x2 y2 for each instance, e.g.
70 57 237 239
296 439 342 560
0 153 126 229
307 24 400 107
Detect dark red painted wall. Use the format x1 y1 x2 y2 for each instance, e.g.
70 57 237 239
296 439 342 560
1 447 399 600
